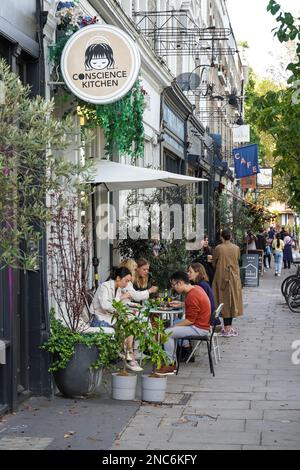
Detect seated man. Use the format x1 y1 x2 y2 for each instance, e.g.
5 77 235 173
156 271 211 376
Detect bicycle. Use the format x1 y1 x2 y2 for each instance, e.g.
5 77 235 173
281 261 300 313
281 263 300 299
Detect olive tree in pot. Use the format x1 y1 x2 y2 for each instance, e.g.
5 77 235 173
43 187 119 398
110 300 148 400
138 303 171 403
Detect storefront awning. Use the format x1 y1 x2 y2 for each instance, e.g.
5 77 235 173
88 160 207 191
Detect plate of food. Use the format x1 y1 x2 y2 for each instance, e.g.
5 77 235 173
168 301 183 309
157 306 173 311
127 301 142 309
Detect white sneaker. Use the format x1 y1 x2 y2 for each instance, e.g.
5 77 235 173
126 360 143 372
134 351 147 360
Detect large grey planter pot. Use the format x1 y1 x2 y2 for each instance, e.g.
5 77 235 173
111 372 137 400
141 374 167 403
53 343 103 398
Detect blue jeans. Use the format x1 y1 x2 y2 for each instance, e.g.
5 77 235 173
274 251 283 274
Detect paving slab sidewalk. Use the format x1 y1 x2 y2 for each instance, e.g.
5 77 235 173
1 266 299 450
0 375 140 450
112 267 300 450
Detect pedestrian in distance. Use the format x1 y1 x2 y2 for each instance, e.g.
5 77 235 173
245 231 257 251
193 235 215 285
283 233 293 270
272 234 284 276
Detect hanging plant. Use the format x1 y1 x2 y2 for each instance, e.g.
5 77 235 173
49 1 145 159
79 81 145 159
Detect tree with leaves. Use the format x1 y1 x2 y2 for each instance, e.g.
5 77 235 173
267 1 300 82
0 59 92 270
244 71 290 207
242 2 300 213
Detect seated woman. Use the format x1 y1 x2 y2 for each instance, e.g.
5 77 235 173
120 258 158 303
187 263 216 315
133 258 158 296
90 266 142 372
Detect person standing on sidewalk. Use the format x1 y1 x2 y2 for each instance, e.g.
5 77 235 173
193 235 215 285
265 240 272 269
283 233 293 270
212 229 243 337
273 233 284 276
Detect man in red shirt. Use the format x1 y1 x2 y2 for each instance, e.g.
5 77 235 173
156 272 211 376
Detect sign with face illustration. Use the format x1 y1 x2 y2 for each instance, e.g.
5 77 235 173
61 24 141 104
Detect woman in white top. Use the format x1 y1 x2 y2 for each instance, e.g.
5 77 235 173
90 267 132 327
90 266 143 372
272 234 284 276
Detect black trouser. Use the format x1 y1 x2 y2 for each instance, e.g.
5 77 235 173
284 260 291 269
223 318 233 327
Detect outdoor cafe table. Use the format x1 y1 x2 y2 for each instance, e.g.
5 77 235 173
149 307 184 326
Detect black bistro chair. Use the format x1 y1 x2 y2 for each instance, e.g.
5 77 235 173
175 303 224 377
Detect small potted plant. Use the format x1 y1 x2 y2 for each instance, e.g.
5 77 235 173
111 300 147 400
138 303 171 403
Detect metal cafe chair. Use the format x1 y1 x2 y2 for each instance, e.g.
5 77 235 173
175 303 224 377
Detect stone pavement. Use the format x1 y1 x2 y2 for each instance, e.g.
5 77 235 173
0 389 139 450
0 265 299 450
112 266 300 450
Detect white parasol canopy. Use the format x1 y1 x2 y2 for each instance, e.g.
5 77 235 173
88 160 207 191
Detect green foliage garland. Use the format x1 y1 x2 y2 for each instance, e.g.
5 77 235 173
79 81 145 159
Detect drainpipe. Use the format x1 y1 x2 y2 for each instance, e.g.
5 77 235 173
91 185 99 290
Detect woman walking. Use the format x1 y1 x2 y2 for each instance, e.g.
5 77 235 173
272 233 284 276
283 233 293 270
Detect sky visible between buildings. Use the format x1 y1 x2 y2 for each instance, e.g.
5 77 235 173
226 0 299 82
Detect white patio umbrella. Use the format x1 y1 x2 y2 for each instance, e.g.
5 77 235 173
88 160 207 190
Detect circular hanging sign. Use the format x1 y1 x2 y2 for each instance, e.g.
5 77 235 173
61 24 141 104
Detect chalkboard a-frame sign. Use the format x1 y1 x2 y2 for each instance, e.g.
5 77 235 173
242 253 259 287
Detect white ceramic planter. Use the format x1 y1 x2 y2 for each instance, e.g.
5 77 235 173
141 374 167 402
111 372 137 400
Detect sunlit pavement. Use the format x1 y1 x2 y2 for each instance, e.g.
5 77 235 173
1 265 299 450
112 265 300 450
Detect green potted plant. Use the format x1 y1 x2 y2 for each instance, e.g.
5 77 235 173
43 185 120 398
0 57 116 398
110 300 147 400
42 310 119 398
138 303 171 403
